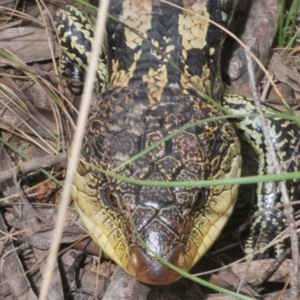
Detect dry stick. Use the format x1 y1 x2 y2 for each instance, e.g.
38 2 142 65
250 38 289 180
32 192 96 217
38 1 110 299
0 152 66 184
251 248 291 289
244 47 299 299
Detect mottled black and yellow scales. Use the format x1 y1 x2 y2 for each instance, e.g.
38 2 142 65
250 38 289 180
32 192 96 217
54 0 300 285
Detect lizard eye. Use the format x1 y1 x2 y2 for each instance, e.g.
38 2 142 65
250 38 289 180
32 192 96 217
193 189 205 209
109 193 119 208
105 186 119 209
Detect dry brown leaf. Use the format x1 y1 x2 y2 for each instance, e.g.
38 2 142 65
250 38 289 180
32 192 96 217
268 52 300 93
0 27 59 66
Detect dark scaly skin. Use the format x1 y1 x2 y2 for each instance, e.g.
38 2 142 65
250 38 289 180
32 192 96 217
222 90 300 257
54 0 300 284
54 6 108 95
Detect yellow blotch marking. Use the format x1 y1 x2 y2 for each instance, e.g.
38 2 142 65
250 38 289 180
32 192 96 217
76 44 86 55
180 63 211 95
152 88 164 102
111 50 142 87
143 64 168 102
150 39 163 59
70 35 78 49
122 0 152 49
166 45 175 53
74 56 83 66
147 94 157 104
221 12 228 21
280 120 291 128
81 29 92 40
154 65 168 86
164 36 171 43
288 129 298 144
203 65 210 80
181 73 203 91
179 0 209 51
181 35 192 51
143 65 168 87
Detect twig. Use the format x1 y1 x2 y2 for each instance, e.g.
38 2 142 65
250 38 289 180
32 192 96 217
38 1 110 299
251 248 291 289
0 152 66 184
